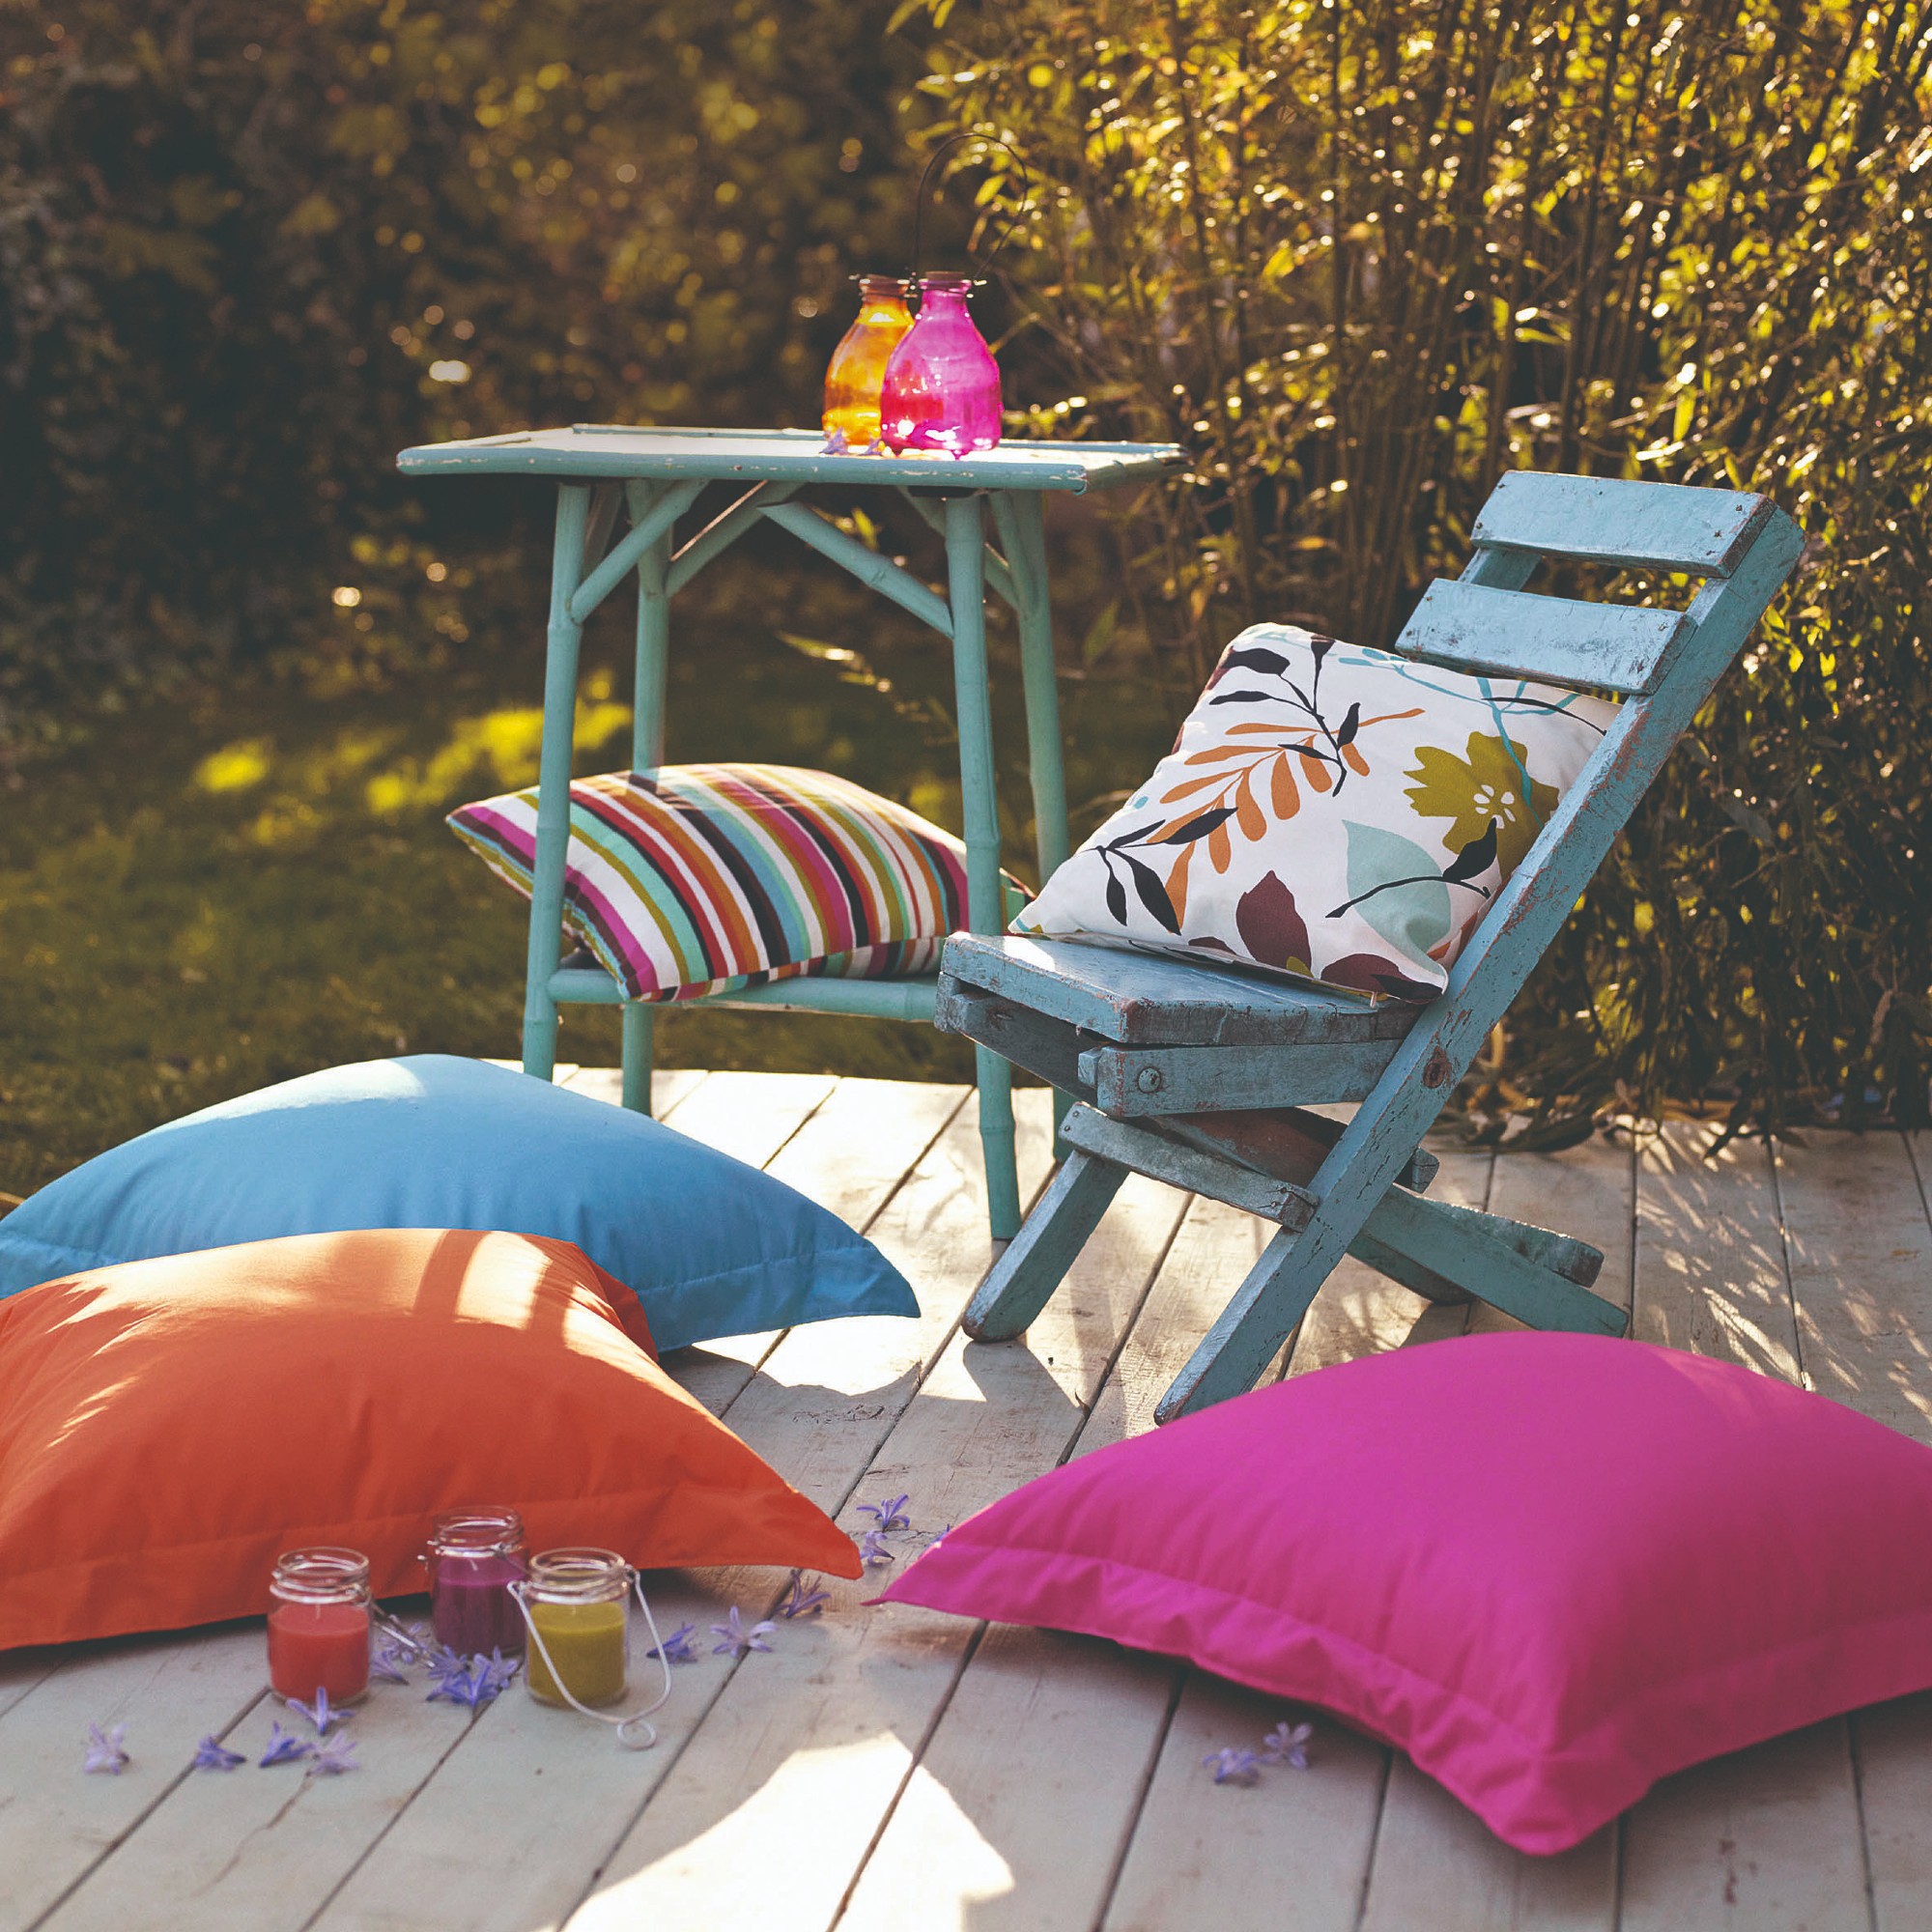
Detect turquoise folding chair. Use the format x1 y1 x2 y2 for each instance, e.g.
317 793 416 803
936 472 1805 1420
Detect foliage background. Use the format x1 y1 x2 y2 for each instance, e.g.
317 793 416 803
916 0 1932 1143
2 0 1929 1182
0 0 925 741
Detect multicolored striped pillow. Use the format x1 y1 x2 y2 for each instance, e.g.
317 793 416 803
449 762 984 1003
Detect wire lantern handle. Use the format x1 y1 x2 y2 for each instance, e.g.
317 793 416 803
509 1571 674 1750
910 131 1033 285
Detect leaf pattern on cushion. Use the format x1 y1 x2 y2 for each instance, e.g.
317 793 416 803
1404 732 1558 874
1168 837 1198 925
1323 952 1442 1003
1235 872 1312 974
1335 822 1454 955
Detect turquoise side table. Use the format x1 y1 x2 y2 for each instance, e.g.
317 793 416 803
397 424 1187 1239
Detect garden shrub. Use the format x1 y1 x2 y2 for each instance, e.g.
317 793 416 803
905 0 1932 1139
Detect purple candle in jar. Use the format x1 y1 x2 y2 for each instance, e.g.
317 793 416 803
425 1509 528 1656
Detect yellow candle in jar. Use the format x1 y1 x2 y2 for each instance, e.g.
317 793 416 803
526 1599 628 1708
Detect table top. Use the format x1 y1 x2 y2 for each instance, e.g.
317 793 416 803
396 424 1188 494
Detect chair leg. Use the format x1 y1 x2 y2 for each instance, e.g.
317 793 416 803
1359 1186 1625 1335
1154 1164 1629 1423
1155 1221 1328 1422
621 1005 655 1116
964 1148 1125 1340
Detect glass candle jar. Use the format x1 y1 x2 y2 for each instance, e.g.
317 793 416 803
879 273 1003 457
267 1548 373 1705
822 274 913 449
426 1508 527 1657
523 1548 631 1710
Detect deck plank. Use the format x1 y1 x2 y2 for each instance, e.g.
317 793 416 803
1105 1670 1389 1932
837 1627 1179 1932
1619 1723 1871 1932
1353 1137 1626 1932
1854 1689 1932 1932
41 1676 489 1932
0 1644 63 1726
308 1091 1057 1932
601 1067 837 1412
561 1065 707 1116
0 1629 267 1932
656 1078 966 1417
1364 1762 1614 1932
1810 1129 1932 1931
840 1195 1271 1932
1086 1198 1393 1932
1618 1123 1873 1932
561 1168 1191 1932
1778 1128 1932 1443
1466 1135 1633 1337
1632 1124 1798 1377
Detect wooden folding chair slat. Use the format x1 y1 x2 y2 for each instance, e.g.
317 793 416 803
939 471 1805 1420
1468 469 1778 577
943 932 1412 1045
1397 577 1692 694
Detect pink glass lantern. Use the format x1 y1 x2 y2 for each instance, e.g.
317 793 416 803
879 274 1003 457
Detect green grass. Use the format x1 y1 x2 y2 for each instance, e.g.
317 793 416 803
1 600 1168 1196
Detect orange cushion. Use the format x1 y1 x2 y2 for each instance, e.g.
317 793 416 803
0 1228 861 1650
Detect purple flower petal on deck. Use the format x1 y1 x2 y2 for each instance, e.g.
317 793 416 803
286 1686 349 1736
306 1734 359 1776
1260 1720 1313 1770
709 1606 775 1658
856 1494 912 1533
191 1735 246 1772
820 426 850 455
1202 1747 1262 1787
426 1649 519 1709
780 1573 831 1620
856 1528 896 1569
260 1722 317 1767
83 1722 128 1775
646 1621 700 1663
370 1642 413 1685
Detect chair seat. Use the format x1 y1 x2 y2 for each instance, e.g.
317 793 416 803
939 934 1424 1048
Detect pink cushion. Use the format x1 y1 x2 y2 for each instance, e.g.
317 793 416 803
876 1333 1932 1853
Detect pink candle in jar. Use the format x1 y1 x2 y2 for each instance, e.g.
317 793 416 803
426 1508 528 1656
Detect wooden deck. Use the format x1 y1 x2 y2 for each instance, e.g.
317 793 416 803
5 1067 1931 1932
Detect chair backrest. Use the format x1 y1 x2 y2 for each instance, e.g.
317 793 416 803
1390 471 1795 697
1388 469 1804 1019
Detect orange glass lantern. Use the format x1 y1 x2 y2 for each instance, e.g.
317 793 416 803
821 276 913 449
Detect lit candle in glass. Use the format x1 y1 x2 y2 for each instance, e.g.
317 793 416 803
267 1548 372 1705
426 1508 528 1657
523 1548 631 1709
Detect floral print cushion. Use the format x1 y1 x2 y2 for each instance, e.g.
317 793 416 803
1014 624 1616 1002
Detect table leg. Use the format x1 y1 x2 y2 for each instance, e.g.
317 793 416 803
992 491 1075 1151
993 492 1071 883
523 484 594 1084
945 493 1021 1240
621 483 675 1116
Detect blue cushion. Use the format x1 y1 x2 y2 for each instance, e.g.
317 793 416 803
0 1055 917 1351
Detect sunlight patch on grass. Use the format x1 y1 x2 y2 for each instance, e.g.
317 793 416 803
364 676 633 817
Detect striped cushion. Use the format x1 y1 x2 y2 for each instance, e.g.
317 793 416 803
449 762 981 1003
